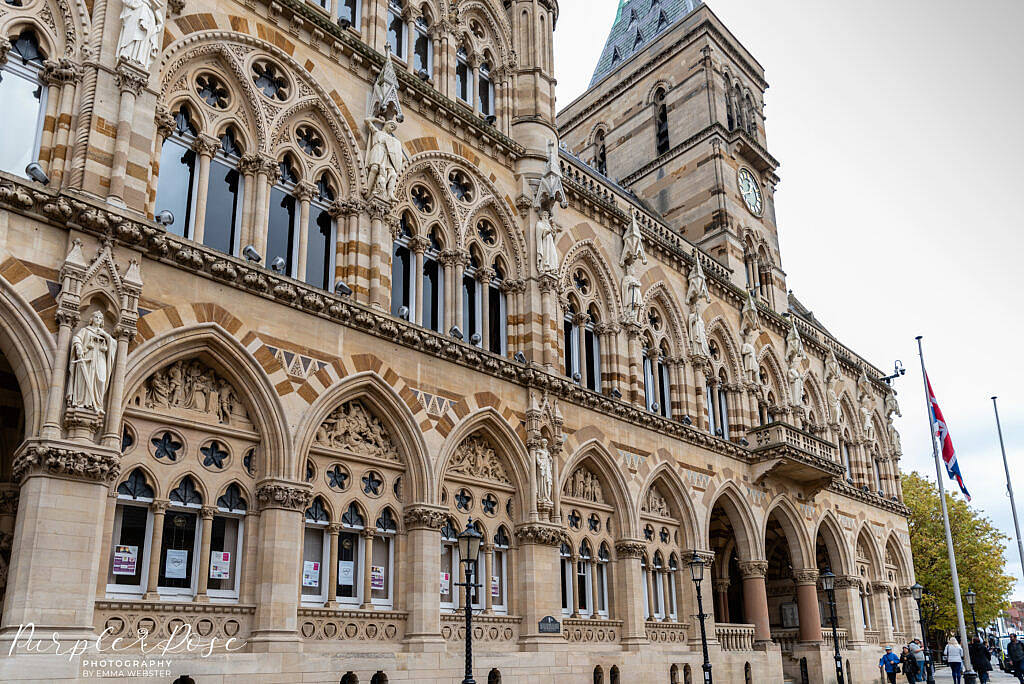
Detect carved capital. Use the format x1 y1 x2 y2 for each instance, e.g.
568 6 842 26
42 58 82 86
200 505 217 520
613 539 646 559
537 273 559 293
12 443 121 485
238 154 263 175
151 499 171 513
167 0 185 15
792 568 819 586
192 134 221 158
0 37 11 66
115 60 149 95
403 504 448 531
738 560 769 579
327 522 343 535
256 481 313 512
514 522 567 547
361 527 377 540
155 106 177 140
834 575 862 590
294 181 316 202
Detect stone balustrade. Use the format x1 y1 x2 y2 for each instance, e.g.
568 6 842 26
716 623 755 651
95 599 254 647
864 629 881 645
645 619 689 644
563 617 623 643
822 627 849 651
298 607 407 643
440 612 520 644
771 628 799 654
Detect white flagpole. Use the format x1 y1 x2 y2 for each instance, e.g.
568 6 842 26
916 336 974 673
992 397 1024 580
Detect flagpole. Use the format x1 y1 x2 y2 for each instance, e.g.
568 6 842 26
992 397 1024 580
916 336 974 677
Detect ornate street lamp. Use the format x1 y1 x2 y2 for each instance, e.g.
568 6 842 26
456 519 483 684
911 583 936 684
689 552 713 684
966 588 979 640
820 569 844 684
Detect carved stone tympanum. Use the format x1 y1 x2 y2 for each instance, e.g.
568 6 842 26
314 400 400 462
642 486 670 517
562 465 604 503
447 434 510 484
136 359 248 426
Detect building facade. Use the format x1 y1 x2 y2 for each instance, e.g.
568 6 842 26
0 0 915 681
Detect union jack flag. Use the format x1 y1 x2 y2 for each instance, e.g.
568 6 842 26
926 374 971 501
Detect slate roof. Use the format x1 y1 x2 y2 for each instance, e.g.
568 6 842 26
788 292 832 335
590 0 703 87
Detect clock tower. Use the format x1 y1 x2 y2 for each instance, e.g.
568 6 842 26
557 0 787 310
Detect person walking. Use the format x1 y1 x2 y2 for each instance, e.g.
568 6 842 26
969 636 992 683
881 645 903 684
1007 633 1024 683
944 636 965 684
901 645 922 684
910 638 927 682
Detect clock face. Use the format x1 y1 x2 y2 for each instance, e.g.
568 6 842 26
738 168 763 216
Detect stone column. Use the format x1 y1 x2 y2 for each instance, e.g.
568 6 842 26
794 568 822 643
591 561 601 618
453 250 467 331
692 360 709 431
835 575 866 644
40 59 81 186
538 275 557 369
739 560 771 642
483 544 494 613
195 505 216 602
142 499 169 600
644 565 655 618
403 505 446 651
515 523 567 650
441 250 456 331
360 527 376 609
106 60 148 206
250 481 311 650
238 155 261 246
251 156 280 261
327 523 341 604
410 237 428 325
570 554 581 617
614 539 648 649
41 310 78 439
294 181 315 281
575 313 589 386
662 571 673 621
101 322 136 450
673 567 686 623
403 7 417 72
188 134 220 245
713 578 731 623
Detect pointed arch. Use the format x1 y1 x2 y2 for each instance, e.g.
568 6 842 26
884 532 912 585
463 195 526 280
559 438 637 538
0 276 55 438
637 461 698 549
640 281 687 355
854 523 884 580
123 323 291 479
706 481 758 561
293 370 431 504
706 316 742 380
763 495 813 569
558 239 622 322
814 511 852 575
757 344 787 403
268 98 360 197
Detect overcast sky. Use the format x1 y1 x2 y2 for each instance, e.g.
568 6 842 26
554 0 1024 604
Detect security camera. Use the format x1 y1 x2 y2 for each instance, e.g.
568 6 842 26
270 256 286 273
242 245 261 263
470 332 482 345
572 372 581 383
682 415 692 426
25 162 49 185
155 210 174 227
449 325 463 340
334 280 353 296
417 69 431 81
513 351 527 364
651 402 660 413
337 17 351 29
610 388 622 399
740 438 750 447
398 306 410 320
715 428 723 437
485 115 497 126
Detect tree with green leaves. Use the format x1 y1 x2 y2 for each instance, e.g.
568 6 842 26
903 471 1015 634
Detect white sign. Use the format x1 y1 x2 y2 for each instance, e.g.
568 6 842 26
303 560 321 587
440 571 450 594
371 565 385 591
165 549 188 579
339 560 355 586
491 576 500 598
209 551 231 579
112 545 138 576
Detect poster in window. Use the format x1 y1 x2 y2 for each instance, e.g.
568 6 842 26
491 575 500 598
370 565 385 591
165 549 188 578
209 551 231 579
339 560 355 586
440 571 450 594
780 601 799 628
303 560 321 587
112 545 138 575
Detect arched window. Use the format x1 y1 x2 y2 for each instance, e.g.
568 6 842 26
337 502 365 605
654 88 669 155
717 369 730 440
387 0 405 59
724 77 735 130
413 14 432 76
204 129 244 256
596 542 611 617
370 673 387 684
302 496 330 604
610 665 620 684
487 669 501 684
341 674 358 684
439 518 458 610
456 46 471 105
643 343 657 413
670 664 679 684
107 470 154 595
478 62 494 117
336 0 360 29
593 665 604 684
391 213 414 319
492 526 510 612
422 227 444 331
372 507 398 607
559 541 572 615
595 130 607 176
564 304 580 381
666 553 678 619
487 258 507 355
304 174 336 290
463 248 483 346
564 302 601 391
158 477 203 596
0 29 47 177
577 540 593 617
745 93 757 136
267 156 300 277
154 106 199 238
583 307 601 392
840 432 852 480
208 483 247 599
873 450 884 496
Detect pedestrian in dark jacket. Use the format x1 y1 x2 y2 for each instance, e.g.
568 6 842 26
901 646 921 684
1008 634 1024 683
970 636 993 684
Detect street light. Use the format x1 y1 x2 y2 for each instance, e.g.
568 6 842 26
963 589 980 684
911 583 936 684
966 588 979 640
456 519 483 684
820 568 845 684
689 552 713 684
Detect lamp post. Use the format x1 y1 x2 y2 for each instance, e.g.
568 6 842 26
821 569 845 684
911 583 936 684
966 588 979 641
689 552 713 684
456 519 483 684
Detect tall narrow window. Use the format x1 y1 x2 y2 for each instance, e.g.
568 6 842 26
657 349 671 417
578 541 592 617
456 47 471 105
267 157 300 277
705 382 717 435
560 542 572 615
717 375 730 440
584 313 601 392
492 527 510 613
422 228 443 332
478 62 494 116
488 261 507 355
667 555 678 619
463 250 482 346
106 470 155 596
595 131 607 176
874 456 884 495
643 348 656 413
564 306 580 381
596 543 610 617
209 484 247 599
154 107 199 238
159 477 203 596
654 88 670 155
302 497 330 604
204 129 244 255
391 214 414 318
337 502 365 605
387 0 405 59
336 0 359 28
440 519 458 610
841 437 852 480
372 508 397 607
413 15 432 75
305 174 336 290
0 30 47 178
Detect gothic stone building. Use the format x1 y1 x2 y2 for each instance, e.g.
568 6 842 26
0 0 916 681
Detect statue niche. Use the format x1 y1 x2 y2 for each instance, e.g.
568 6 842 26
313 399 400 462
134 359 250 427
561 465 604 504
641 485 671 517
447 433 511 485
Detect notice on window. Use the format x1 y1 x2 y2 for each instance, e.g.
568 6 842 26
302 561 321 587
209 551 231 579
440 571 450 594
491 576 500 598
370 565 385 591
112 545 138 576
339 560 355 586
165 549 188 579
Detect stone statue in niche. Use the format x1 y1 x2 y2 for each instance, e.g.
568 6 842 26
741 328 758 385
621 260 642 323
534 438 553 504
620 211 647 267
860 404 876 444
884 390 902 453
785 317 805 366
788 364 805 408
116 0 164 69
536 210 560 274
140 359 245 425
825 350 842 423
67 312 116 412
448 434 510 484
643 487 670 517
686 254 711 358
314 399 400 462
562 466 604 503
363 116 403 202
